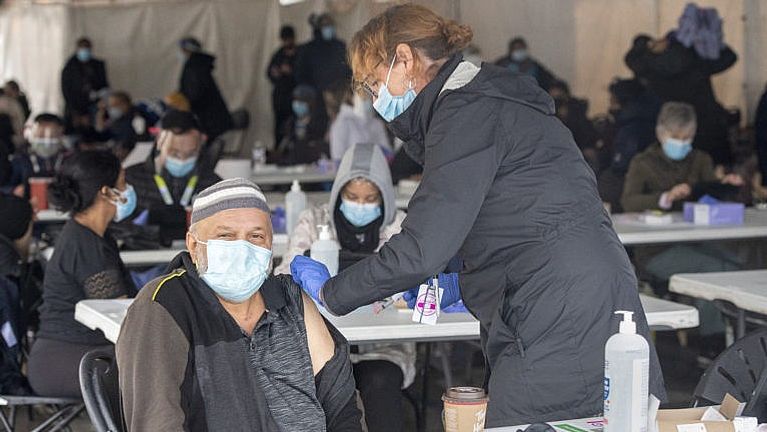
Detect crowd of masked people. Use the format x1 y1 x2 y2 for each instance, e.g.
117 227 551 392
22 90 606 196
2 3 767 431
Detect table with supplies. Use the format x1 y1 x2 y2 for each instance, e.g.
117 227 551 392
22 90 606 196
669 269 767 340
613 209 767 245
491 417 604 431
74 294 697 345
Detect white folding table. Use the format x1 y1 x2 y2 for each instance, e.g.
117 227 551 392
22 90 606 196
669 269 767 339
34 209 69 224
251 165 336 186
74 294 697 345
613 209 767 246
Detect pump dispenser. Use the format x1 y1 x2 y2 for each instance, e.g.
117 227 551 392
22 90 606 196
310 225 339 276
285 180 306 235
604 311 649 432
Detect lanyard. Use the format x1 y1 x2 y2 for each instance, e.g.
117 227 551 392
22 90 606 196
154 174 198 207
30 155 62 175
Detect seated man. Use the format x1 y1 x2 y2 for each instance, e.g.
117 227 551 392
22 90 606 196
622 102 742 212
117 178 363 431
6 113 67 197
95 90 148 143
126 109 220 245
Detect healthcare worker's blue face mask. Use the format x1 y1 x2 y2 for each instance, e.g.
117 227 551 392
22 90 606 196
196 238 272 303
321 26 336 41
292 100 310 118
76 48 92 62
111 184 137 222
340 199 382 227
165 155 197 178
662 137 693 161
373 56 417 122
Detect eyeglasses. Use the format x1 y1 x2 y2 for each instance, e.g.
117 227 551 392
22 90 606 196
356 81 378 99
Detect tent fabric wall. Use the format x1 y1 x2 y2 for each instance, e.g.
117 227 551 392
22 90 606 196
0 0 764 153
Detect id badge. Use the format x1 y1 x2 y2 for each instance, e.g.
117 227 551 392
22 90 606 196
411 283 443 325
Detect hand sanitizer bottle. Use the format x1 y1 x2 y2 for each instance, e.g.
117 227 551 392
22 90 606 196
285 180 306 235
310 225 339 276
604 310 649 432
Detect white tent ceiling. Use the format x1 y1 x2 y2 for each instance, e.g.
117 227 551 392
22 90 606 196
1 0 764 151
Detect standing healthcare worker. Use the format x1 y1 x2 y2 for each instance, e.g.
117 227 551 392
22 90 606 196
290 4 666 426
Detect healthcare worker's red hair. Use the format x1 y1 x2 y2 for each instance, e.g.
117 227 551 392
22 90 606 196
349 4 473 88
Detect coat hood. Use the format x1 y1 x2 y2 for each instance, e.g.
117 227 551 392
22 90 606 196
389 54 555 165
329 143 396 227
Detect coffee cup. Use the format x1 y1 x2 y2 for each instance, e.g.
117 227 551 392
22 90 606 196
442 386 488 432
29 177 53 210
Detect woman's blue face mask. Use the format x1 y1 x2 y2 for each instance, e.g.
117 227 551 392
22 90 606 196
340 199 382 227
372 56 417 122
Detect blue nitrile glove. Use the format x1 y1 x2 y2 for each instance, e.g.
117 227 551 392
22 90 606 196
402 273 462 310
290 256 330 305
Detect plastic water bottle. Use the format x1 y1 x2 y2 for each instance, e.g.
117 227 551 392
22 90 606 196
285 180 306 235
310 225 339 277
604 311 649 432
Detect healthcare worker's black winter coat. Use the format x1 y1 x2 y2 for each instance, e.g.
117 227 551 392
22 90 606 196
322 55 666 426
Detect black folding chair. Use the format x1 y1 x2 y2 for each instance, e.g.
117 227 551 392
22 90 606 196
693 328 767 412
78 348 123 432
0 395 83 432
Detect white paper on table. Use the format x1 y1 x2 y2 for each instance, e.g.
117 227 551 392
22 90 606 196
675 424 706 432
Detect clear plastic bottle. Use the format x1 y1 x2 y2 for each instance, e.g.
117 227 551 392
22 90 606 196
285 180 306 235
310 225 339 277
604 311 649 432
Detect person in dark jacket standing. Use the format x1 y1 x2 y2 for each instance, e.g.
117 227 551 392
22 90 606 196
625 6 737 167
295 14 352 93
289 5 666 426
178 37 233 142
267 25 298 147
494 37 557 91
61 37 109 132
755 85 767 188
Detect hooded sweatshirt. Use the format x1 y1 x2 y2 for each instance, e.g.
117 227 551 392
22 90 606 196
275 143 414 387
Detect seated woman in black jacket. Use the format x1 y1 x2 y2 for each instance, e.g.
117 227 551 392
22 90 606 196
27 151 136 398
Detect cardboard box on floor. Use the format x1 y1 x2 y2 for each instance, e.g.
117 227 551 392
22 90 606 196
655 394 745 432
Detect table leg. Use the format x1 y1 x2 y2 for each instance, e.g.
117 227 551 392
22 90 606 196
737 308 746 340
418 343 432 432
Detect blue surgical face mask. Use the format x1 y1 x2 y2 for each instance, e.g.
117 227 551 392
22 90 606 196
373 56 417 122
340 199 382 227
321 26 335 41
196 239 272 303
111 184 137 222
108 107 124 120
165 155 197 178
510 49 528 62
662 137 693 161
292 100 309 118
76 48 92 62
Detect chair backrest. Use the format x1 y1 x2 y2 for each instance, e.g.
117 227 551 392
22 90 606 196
694 329 767 406
79 348 124 432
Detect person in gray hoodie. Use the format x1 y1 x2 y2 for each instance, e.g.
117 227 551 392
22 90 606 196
277 143 412 432
291 5 666 426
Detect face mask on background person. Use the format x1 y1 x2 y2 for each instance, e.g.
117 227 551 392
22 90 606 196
165 155 197 178
76 48 92 62
108 107 124 120
662 137 693 161
292 100 309 118
321 26 336 41
373 55 417 122
511 49 529 62
30 137 62 158
340 199 382 227
196 239 272 303
111 184 137 222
